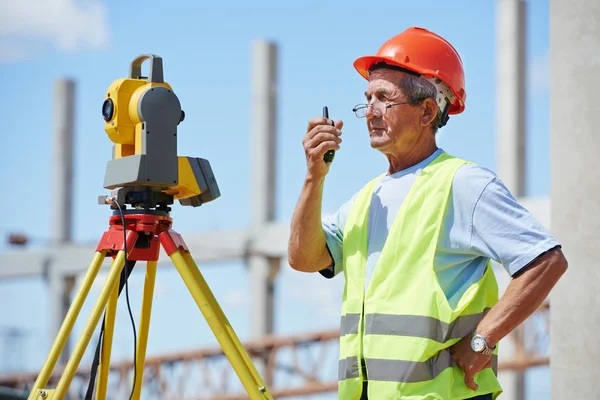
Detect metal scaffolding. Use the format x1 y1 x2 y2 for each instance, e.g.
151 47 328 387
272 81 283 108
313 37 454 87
0 302 549 399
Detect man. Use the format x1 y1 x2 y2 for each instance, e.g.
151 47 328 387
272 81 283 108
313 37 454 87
287 27 568 400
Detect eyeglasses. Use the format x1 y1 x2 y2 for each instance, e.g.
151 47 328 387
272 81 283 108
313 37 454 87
352 100 421 118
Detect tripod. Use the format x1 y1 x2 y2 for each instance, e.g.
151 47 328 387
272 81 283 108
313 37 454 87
28 205 273 400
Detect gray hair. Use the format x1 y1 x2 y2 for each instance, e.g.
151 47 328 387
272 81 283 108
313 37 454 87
369 63 444 134
399 75 443 134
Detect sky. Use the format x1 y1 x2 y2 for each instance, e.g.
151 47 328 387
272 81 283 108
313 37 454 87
0 0 552 398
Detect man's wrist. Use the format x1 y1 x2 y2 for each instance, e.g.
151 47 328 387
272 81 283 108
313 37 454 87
474 323 499 348
470 331 496 356
305 173 326 185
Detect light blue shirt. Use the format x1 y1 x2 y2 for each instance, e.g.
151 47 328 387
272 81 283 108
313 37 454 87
320 149 560 309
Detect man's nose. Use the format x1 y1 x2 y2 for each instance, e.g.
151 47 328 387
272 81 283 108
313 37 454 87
365 104 376 119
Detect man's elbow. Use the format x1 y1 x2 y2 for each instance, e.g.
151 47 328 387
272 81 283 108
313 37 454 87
287 249 329 273
287 254 303 272
287 247 311 272
555 249 569 277
287 241 299 270
544 247 568 284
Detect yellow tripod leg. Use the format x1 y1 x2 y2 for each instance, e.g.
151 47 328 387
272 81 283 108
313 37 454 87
131 260 157 400
51 251 128 400
169 249 273 400
95 275 120 400
29 250 107 400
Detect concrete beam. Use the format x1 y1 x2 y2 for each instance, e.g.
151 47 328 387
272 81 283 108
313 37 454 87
0 223 291 280
0 197 548 280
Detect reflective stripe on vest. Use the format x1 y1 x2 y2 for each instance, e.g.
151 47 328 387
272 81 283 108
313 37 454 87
338 153 503 399
341 309 490 340
339 354 499 381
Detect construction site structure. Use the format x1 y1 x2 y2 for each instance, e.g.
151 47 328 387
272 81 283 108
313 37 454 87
2 0 595 398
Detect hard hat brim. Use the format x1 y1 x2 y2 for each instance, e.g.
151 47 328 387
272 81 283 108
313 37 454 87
353 56 420 80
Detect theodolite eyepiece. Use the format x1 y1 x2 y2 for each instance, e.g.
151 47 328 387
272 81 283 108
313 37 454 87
101 98 114 122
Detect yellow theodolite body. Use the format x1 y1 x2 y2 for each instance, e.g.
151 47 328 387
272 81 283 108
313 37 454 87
103 77 174 158
101 54 219 207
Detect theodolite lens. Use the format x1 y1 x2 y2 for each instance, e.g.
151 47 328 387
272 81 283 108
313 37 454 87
102 98 114 122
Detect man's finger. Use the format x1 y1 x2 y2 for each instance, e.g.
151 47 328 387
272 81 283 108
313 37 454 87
484 360 492 369
464 372 479 391
306 118 344 134
306 125 341 141
306 117 336 133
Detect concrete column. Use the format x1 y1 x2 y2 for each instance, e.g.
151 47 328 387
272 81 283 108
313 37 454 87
52 78 75 244
496 0 527 198
550 1 600 398
249 40 278 383
49 78 76 364
495 1 527 398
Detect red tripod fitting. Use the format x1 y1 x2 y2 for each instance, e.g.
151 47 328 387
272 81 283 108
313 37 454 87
95 213 189 261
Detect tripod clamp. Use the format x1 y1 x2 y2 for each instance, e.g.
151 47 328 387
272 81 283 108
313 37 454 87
99 187 175 213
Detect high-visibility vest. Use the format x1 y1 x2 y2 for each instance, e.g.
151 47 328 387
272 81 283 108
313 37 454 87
338 152 503 399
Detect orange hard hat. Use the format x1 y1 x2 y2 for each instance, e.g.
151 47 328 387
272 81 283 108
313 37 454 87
353 27 467 115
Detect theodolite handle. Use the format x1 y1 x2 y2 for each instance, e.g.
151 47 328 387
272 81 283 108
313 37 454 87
129 54 164 83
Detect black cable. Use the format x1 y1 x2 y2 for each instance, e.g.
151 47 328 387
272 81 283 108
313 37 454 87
84 260 136 399
113 201 138 400
84 316 105 400
84 202 139 399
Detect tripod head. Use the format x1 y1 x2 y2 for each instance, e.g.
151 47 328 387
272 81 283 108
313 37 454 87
99 54 220 211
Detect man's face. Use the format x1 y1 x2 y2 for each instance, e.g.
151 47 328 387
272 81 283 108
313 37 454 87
364 69 425 154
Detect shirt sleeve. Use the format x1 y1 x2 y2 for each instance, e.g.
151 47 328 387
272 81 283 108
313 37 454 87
318 195 357 279
470 177 561 276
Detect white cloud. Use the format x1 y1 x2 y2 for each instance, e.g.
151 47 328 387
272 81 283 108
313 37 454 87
0 0 110 62
0 38 33 63
528 50 549 93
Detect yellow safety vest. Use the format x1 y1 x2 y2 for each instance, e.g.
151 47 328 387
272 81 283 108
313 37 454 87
338 152 503 399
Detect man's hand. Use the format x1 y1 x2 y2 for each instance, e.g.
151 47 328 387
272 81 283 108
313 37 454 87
302 117 343 179
449 335 493 391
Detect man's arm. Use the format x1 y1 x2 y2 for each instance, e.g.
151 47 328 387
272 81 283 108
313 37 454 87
449 171 568 391
450 247 568 391
477 246 567 345
288 116 343 272
288 176 333 272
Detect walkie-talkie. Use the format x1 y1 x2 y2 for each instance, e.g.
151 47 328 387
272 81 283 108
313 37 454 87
323 106 335 163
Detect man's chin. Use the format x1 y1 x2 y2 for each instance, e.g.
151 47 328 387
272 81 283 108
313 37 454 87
370 137 390 150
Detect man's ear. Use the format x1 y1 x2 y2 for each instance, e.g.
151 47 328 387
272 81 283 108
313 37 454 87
420 98 438 127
